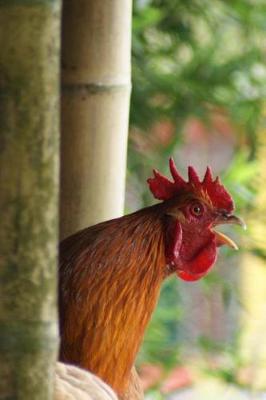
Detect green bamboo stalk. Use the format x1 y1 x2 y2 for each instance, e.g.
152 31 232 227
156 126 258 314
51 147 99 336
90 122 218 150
60 0 132 239
0 1 61 398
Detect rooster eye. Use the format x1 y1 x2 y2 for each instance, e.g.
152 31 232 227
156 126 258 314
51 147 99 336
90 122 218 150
190 203 204 217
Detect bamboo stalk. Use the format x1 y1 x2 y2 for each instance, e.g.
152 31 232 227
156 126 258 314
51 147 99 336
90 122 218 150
0 1 61 398
60 0 132 239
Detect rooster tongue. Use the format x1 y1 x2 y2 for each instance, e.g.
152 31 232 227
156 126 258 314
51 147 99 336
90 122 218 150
213 230 238 250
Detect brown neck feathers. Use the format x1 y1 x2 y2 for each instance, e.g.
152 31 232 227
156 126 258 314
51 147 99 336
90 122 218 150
59 206 166 396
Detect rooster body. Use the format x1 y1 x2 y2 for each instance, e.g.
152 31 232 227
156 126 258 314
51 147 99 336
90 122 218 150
60 206 165 397
59 159 244 399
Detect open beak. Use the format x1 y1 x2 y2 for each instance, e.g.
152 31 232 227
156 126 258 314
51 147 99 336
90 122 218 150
213 213 246 250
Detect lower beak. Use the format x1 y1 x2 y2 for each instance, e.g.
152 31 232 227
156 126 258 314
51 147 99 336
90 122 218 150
214 230 239 250
213 214 246 250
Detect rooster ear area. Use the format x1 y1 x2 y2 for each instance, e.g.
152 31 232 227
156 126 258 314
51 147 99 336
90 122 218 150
165 220 183 264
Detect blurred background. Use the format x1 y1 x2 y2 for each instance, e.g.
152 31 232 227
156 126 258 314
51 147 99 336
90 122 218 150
126 1 266 398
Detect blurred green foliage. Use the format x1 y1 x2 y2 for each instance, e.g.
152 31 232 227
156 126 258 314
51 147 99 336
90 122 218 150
137 276 183 369
128 0 266 194
131 0 266 127
127 0 266 391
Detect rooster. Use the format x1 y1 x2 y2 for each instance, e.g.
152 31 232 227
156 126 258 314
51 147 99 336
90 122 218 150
59 158 244 399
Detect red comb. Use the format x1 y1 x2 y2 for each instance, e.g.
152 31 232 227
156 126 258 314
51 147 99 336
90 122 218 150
147 158 234 212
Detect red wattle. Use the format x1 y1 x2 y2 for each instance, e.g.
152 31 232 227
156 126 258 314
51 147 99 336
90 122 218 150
176 240 217 281
177 270 206 281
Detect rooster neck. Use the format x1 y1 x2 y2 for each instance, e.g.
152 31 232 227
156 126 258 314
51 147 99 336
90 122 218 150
60 204 166 396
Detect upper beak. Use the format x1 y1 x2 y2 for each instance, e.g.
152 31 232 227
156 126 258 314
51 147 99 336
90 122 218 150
215 213 247 230
215 213 247 229
212 213 246 250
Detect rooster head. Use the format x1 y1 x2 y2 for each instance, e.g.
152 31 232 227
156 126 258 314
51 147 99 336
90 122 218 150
147 158 245 281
